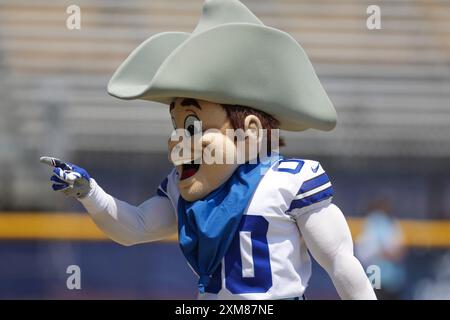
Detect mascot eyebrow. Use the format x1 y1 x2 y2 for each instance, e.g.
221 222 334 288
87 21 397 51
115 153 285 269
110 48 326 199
170 98 202 111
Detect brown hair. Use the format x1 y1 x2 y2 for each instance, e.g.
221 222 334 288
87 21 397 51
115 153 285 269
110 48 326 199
222 104 285 154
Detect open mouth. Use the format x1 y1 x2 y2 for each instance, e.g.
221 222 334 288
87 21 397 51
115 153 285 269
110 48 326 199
180 160 200 180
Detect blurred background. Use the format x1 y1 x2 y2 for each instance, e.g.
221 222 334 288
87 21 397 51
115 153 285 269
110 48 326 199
0 0 450 299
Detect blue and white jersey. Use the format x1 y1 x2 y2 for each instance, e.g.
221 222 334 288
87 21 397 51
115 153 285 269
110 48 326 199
157 158 334 300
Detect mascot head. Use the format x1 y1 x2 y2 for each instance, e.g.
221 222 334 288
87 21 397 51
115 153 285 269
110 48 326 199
107 0 336 201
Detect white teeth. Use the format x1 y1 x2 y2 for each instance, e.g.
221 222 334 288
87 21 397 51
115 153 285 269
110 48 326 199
172 158 194 166
172 157 201 166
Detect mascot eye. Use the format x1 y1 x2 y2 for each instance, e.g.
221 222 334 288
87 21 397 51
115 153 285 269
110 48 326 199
184 115 201 137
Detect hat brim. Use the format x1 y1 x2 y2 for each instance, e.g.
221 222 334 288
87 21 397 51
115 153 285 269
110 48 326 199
107 32 189 101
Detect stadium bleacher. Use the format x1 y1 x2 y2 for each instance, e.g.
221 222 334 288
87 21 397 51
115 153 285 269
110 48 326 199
1 0 449 156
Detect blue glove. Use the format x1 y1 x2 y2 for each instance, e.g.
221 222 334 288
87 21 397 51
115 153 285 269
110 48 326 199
40 156 92 198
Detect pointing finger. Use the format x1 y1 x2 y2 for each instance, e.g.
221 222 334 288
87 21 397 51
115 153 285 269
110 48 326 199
40 156 71 170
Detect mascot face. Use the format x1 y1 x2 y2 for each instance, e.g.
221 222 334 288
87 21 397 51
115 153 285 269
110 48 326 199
168 98 241 201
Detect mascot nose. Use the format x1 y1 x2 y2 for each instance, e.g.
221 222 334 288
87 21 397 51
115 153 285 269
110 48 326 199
167 133 204 166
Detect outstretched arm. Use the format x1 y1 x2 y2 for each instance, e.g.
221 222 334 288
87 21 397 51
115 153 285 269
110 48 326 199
80 179 177 246
295 203 377 300
40 156 177 246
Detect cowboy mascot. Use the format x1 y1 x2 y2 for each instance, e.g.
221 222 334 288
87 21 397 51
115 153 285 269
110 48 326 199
41 0 376 300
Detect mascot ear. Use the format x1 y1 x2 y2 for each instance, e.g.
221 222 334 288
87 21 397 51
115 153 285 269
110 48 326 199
244 115 263 161
244 115 262 139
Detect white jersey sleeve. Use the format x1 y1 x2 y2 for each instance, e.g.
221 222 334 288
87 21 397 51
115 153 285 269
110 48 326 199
278 160 376 299
155 168 181 212
285 159 334 218
79 173 178 246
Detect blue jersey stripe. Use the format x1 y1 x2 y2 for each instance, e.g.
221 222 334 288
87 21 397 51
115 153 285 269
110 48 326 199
289 186 333 212
298 173 329 195
160 177 168 193
157 188 168 198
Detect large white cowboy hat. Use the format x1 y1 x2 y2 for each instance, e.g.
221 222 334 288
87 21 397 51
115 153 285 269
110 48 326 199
107 0 337 131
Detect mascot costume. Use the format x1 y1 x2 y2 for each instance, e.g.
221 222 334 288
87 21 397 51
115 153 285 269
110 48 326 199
41 0 376 300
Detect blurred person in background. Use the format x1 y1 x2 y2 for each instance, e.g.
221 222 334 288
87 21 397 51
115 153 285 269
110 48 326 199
356 198 407 300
